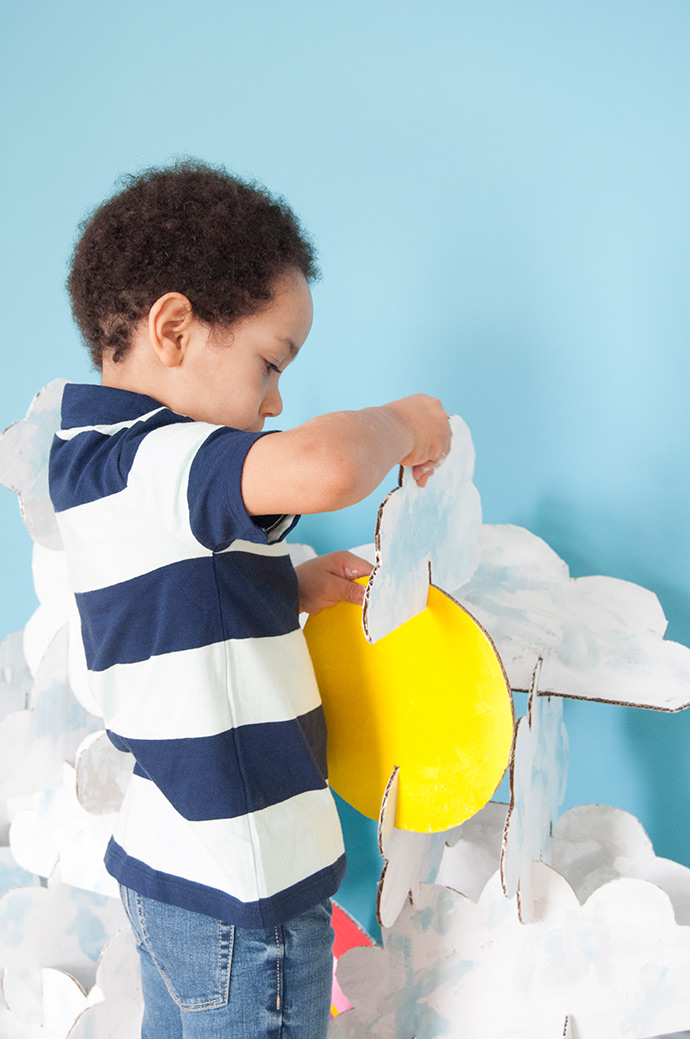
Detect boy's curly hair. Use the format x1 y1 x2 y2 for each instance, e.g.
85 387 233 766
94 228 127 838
67 159 319 369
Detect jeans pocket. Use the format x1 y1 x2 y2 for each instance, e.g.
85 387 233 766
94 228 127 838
129 889 234 1011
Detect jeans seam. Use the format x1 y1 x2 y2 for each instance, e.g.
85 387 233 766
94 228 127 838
134 892 229 1011
274 926 281 1012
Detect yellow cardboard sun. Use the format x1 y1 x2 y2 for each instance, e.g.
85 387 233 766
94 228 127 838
305 580 514 833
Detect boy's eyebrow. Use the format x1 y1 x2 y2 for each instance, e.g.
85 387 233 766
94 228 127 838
275 337 300 358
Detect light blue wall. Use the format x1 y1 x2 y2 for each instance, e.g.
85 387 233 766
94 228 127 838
2 0 689 935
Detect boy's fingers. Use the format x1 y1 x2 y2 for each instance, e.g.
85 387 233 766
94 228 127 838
411 462 436 486
334 575 366 606
340 553 373 580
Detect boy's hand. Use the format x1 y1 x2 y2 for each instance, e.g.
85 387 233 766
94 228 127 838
385 394 451 488
296 551 373 615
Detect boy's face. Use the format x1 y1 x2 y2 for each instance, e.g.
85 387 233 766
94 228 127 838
179 269 313 430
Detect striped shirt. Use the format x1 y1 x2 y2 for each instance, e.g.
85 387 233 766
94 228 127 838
49 383 346 928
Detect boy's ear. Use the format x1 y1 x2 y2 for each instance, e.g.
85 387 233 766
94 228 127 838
147 293 195 368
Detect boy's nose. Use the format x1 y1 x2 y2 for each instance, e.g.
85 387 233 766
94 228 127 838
263 388 283 418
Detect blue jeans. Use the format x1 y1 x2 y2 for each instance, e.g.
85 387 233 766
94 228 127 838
119 885 334 1039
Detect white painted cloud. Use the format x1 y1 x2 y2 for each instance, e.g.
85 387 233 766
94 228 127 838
0 629 100 804
363 415 482 643
9 763 120 898
0 873 126 994
68 928 143 1039
1 967 89 1039
457 524 690 711
332 866 690 1039
0 379 66 550
341 803 690 1039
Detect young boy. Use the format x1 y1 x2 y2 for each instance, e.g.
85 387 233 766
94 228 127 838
50 160 449 1038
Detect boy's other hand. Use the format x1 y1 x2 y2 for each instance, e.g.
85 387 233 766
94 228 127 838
296 551 373 616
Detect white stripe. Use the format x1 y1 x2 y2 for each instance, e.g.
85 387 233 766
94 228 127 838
54 407 167 440
113 777 344 902
91 629 322 739
56 487 210 593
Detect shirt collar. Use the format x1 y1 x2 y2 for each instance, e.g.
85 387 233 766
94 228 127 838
61 383 166 430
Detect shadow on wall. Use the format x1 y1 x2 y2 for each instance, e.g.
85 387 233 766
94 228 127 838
527 493 690 870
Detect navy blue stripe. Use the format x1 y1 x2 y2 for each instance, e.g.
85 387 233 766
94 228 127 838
106 838 346 928
112 707 328 820
188 427 270 550
50 409 194 512
76 552 300 671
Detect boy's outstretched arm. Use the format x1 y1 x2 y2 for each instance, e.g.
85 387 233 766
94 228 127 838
242 394 450 517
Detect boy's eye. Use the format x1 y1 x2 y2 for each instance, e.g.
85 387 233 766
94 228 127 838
265 361 281 375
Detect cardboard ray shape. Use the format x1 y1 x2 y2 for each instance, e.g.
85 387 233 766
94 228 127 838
0 379 66 550
501 658 569 923
363 415 481 645
375 766 463 927
305 581 513 832
459 524 690 711
332 868 690 1039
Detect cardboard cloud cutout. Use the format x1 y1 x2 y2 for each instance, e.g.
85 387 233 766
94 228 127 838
459 524 690 711
362 414 481 644
69 927 143 1039
0 628 99 803
332 867 690 1039
1 966 89 1038
0 873 126 993
338 802 690 1039
0 379 66 550
10 762 120 897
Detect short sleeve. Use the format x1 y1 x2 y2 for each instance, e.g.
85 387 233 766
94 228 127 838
187 426 297 551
